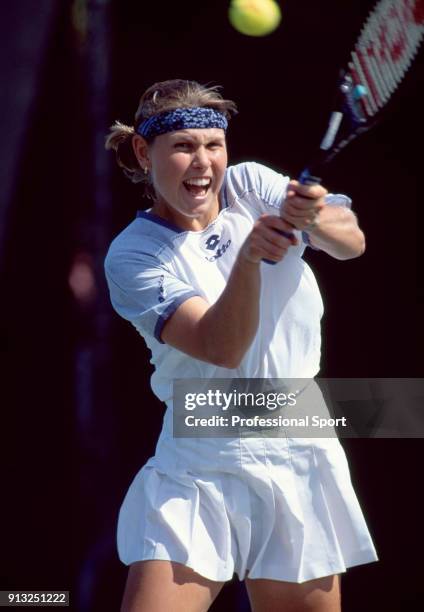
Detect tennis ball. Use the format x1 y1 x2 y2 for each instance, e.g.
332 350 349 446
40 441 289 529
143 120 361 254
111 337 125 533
229 0 282 37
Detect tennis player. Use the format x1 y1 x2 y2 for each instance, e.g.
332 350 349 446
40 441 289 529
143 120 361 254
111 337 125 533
104 79 378 612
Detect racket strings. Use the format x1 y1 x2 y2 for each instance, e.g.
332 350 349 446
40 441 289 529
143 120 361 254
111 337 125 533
349 0 424 117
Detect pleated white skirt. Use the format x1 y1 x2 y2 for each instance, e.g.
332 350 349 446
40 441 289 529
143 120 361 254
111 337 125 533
117 407 378 583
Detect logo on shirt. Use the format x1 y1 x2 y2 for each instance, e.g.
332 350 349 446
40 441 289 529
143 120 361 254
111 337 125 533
205 234 220 250
204 234 232 262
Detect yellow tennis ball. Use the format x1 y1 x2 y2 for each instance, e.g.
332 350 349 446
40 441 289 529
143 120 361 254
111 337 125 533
229 0 282 37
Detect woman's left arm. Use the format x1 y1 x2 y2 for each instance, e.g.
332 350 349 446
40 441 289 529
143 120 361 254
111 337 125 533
282 181 366 260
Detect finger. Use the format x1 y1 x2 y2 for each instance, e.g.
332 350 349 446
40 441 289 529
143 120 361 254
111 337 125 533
259 216 298 245
261 225 294 249
283 206 320 221
253 218 293 248
284 202 318 217
256 236 289 261
284 205 319 222
283 196 325 213
246 234 288 263
260 214 296 233
283 216 317 231
287 181 328 199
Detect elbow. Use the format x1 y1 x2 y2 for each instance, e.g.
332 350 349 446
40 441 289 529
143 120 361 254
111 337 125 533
197 319 247 369
335 211 366 260
211 353 243 370
334 232 366 261
219 356 243 369
350 225 366 258
206 346 244 369
349 232 366 259
359 233 366 255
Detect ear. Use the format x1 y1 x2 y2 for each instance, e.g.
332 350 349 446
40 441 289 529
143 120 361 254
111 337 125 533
132 135 150 170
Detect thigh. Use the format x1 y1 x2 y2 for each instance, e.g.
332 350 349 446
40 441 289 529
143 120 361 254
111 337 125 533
245 574 341 612
120 560 225 612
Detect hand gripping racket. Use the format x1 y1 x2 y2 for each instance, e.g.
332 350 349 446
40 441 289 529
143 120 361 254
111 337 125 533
264 0 424 264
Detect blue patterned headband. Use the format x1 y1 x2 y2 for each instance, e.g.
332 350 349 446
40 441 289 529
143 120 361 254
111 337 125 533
137 107 228 140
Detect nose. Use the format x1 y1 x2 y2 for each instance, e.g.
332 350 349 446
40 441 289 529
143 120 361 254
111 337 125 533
192 145 210 169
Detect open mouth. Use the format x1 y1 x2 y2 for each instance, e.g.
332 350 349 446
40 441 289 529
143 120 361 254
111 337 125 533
183 177 212 198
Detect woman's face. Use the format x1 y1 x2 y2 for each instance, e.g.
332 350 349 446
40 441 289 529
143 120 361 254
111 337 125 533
136 128 228 231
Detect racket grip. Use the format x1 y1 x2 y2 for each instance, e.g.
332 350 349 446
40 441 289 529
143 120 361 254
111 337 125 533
262 169 322 265
299 168 322 185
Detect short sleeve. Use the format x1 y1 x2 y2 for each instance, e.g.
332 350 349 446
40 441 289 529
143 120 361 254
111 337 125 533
225 162 290 214
249 162 290 210
105 250 200 343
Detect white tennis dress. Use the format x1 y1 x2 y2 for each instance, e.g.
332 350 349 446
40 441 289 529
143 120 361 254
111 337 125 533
105 161 378 583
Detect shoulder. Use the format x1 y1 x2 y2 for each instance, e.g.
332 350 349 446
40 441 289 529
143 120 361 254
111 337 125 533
224 162 290 211
105 214 175 283
225 161 286 188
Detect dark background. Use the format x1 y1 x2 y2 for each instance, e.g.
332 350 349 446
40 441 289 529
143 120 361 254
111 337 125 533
0 1 422 610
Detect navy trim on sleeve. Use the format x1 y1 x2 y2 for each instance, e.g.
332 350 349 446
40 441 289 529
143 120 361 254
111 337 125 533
302 231 320 250
153 291 200 343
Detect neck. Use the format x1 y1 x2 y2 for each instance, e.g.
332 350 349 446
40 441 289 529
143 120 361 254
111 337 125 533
151 197 221 232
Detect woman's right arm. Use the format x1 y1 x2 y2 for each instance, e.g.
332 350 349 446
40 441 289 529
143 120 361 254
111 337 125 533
161 214 296 369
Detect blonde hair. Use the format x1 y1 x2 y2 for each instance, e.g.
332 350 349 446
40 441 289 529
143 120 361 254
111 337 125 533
105 79 237 193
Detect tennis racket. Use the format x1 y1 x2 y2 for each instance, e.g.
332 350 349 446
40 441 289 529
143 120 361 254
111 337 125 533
264 0 424 264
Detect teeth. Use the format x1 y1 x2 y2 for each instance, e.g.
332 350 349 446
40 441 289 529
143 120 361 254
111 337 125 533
185 178 211 187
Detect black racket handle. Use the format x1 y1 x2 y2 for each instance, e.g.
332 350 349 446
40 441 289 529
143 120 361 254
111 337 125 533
262 169 322 265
